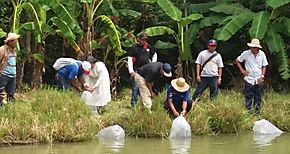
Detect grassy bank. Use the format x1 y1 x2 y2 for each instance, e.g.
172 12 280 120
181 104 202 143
1 88 290 144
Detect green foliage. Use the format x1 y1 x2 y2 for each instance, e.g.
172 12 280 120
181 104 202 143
265 24 290 80
179 14 203 27
266 0 290 9
157 0 182 21
0 88 97 143
154 40 177 49
143 26 176 36
210 3 251 15
51 17 76 41
249 11 270 39
214 12 253 41
118 9 141 17
187 2 219 14
0 28 6 38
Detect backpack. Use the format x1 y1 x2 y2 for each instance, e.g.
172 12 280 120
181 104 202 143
53 58 77 71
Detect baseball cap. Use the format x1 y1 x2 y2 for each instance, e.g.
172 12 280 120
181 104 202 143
139 32 148 40
162 63 172 77
87 56 97 63
208 39 217 46
82 61 91 75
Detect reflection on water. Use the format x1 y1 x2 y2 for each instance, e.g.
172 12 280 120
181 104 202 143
0 133 290 154
253 133 281 147
169 138 191 154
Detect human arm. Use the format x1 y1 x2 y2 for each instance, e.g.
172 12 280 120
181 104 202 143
217 67 222 85
151 53 157 62
257 66 266 85
128 56 136 78
180 100 188 116
196 64 201 82
69 79 83 92
235 59 249 76
168 99 180 117
145 81 155 97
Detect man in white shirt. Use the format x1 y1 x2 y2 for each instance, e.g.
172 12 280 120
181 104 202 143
192 39 224 101
236 38 268 115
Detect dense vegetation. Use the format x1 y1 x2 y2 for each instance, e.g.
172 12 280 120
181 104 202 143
0 0 289 93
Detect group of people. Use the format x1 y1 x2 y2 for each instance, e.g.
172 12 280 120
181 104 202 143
0 32 268 117
128 33 268 117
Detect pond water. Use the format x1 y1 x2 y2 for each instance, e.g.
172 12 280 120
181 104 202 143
0 133 288 154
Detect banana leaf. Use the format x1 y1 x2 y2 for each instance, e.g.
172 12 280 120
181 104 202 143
249 11 270 39
266 0 290 9
210 3 251 15
22 2 42 33
157 0 182 21
0 28 6 38
214 12 253 41
266 24 290 80
187 2 219 14
181 32 192 61
139 0 157 3
32 53 45 63
154 40 177 49
95 15 125 56
282 17 290 35
179 14 203 27
187 22 200 44
200 15 226 28
101 0 119 16
51 17 76 41
142 26 175 36
118 9 141 17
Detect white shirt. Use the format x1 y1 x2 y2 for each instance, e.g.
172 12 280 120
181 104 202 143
195 50 224 77
237 49 268 85
128 53 157 73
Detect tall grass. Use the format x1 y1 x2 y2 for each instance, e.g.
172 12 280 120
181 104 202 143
0 88 98 144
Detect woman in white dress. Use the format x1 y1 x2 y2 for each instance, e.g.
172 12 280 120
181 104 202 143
84 56 111 114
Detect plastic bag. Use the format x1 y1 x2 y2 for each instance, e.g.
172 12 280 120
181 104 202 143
53 58 76 71
97 125 125 140
81 91 94 106
253 119 283 134
170 116 191 139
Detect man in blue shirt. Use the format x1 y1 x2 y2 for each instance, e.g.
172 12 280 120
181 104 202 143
56 60 91 92
164 77 192 118
0 33 20 106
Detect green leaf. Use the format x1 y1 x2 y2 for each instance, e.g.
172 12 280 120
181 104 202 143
179 14 203 27
210 3 251 15
188 2 219 14
157 0 182 21
102 0 119 16
214 12 253 41
187 22 200 44
200 15 226 28
142 26 176 36
181 33 192 61
249 11 270 39
42 23 55 35
22 2 42 33
139 0 157 3
32 53 45 63
51 17 76 41
0 28 6 38
90 40 104 49
118 9 141 17
154 40 177 49
80 0 93 3
282 17 290 35
95 15 125 56
266 25 290 80
266 0 290 9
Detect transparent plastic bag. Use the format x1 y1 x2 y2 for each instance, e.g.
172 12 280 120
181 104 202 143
253 119 283 134
97 125 125 140
81 91 94 106
170 116 191 139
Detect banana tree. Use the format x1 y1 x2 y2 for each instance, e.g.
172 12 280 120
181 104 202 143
142 0 203 82
211 0 290 79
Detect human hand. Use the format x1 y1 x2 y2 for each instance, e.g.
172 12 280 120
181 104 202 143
180 110 186 116
257 76 264 85
130 72 136 78
174 111 180 117
151 92 156 98
196 76 201 83
217 78 222 86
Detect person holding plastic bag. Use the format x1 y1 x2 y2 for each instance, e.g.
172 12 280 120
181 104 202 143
164 77 192 118
83 56 111 114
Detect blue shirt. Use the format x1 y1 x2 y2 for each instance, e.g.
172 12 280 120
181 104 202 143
167 85 190 103
3 53 16 78
58 61 83 80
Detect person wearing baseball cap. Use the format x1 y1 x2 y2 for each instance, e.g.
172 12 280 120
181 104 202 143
134 62 172 110
192 39 224 101
127 32 157 107
236 38 268 115
164 77 192 118
0 33 20 106
56 59 91 92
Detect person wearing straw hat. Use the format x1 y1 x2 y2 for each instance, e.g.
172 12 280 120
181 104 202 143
0 33 20 106
164 77 192 118
134 62 172 110
236 38 268 115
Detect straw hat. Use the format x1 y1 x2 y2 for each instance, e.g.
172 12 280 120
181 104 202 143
4 33 20 43
247 38 262 48
171 77 189 92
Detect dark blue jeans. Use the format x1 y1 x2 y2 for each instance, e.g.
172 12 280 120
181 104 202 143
244 81 262 115
0 74 16 106
192 76 218 101
56 73 69 90
131 78 139 107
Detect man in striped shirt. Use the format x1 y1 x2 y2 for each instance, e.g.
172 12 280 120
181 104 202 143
0 33 20 106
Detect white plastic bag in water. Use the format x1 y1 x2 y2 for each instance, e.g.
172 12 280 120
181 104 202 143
97 125 125 140
170 116 191 139
81 91 94 106
253 119 283 134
